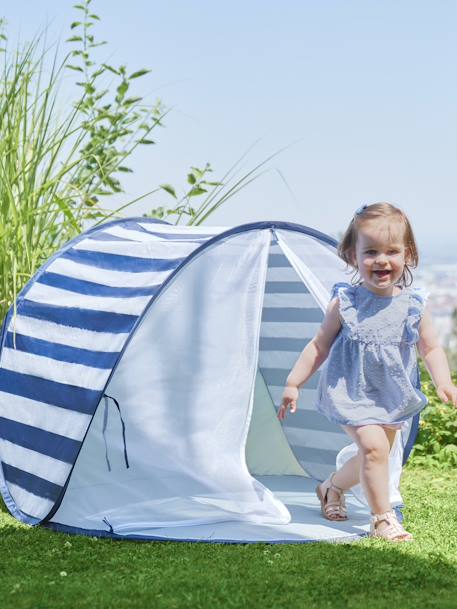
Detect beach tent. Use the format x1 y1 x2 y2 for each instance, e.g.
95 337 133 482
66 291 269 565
0 218 419 543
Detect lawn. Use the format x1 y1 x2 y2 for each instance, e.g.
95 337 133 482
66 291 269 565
1 464 456 609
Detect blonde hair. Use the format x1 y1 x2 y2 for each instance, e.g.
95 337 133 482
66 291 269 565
337 202 419 287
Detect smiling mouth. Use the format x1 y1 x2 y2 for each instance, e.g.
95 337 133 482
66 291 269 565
373 270 391 279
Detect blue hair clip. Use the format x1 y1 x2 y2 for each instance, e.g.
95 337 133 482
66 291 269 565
355 203 368 216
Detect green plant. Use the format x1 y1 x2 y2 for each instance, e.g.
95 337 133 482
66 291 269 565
0 0 279 323
145 142 284 226
408 366 457 468
65 1 166 213
0 4 167 320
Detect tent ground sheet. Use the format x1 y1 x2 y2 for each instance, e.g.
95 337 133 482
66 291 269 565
48 475 372 543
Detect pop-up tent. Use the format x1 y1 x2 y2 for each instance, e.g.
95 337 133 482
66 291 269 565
0 218 419 543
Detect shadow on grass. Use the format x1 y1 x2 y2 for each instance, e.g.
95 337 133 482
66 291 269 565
1 500 457 609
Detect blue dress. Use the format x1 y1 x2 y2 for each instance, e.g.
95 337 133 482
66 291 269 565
315 282 429 428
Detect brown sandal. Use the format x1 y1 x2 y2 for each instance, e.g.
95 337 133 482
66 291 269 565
370 510 413 542
315 472 348 521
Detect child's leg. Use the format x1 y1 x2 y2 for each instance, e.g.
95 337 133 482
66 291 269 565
318 426 398 519
340 424 397 514
331 453 361 490
332 426 397 491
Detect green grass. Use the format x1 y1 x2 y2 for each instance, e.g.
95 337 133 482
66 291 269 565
1 464 456 609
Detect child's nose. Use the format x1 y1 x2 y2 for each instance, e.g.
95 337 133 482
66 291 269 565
375 254 388 264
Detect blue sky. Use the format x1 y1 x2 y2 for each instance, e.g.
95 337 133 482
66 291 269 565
3 1 457 263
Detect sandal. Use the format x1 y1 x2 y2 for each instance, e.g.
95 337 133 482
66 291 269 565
370 510 413 542
315 472 348 521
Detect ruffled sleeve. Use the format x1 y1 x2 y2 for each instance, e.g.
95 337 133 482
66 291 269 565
330 282 358 333
405 286 430 344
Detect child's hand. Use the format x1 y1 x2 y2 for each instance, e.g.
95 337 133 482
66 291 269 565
277 385 299 420
437 383 457 407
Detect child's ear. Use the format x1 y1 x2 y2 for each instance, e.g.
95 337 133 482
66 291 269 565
405 247 413 265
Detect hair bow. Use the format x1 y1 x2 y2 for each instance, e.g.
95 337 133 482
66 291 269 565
354 203 368 216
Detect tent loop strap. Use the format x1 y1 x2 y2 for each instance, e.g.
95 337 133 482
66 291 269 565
102 393 130 471
102 396 112 472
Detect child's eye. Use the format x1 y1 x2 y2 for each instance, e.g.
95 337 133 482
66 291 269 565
365 250 377 255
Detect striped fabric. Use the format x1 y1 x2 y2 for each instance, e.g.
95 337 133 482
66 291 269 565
0 218 351 524
0 219 227 520
258 237 351 481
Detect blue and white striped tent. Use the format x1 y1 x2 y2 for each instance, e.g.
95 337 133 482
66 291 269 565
0 218 419 543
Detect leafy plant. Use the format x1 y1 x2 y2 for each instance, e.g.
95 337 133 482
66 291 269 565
65 1 165 211
0 0 279 323
145 142 283 226
0 3 168 320
408 365 457 468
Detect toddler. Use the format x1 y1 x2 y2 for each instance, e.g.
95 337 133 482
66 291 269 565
278 202 457 542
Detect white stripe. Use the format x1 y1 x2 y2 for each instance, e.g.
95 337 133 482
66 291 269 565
260 322 321 339
137 223 229 235
277 233 330 312
102 225 212 243
7 481 53 519
269 244 283 252
0 440 71 486
266 267 300 281
75 237 200 259
1 348 110 390
0 390 90 440
263 293 316 307
269 386 318 409
10 315 128 352
48 258 173 288
100 226 165 242
283 428 349 450
26 282 150 316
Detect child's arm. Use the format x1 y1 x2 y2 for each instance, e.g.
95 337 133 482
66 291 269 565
277 296 342 420
417 307 457 406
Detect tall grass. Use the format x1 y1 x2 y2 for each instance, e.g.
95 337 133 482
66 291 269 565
0 22 163 321
0 0 283 323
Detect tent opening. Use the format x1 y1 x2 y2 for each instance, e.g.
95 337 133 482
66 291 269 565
47 227 374 542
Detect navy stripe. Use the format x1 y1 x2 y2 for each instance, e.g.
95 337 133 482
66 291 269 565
259 337 310 351
61 248 185 273
261 307 323 323
282 410 344 433
5 332 119 369
19 300 137 334
268 253 292 268
262 368 320 388
0 418 81 463
289 445 340 465
0 368 99 414
2 462 63 502
37 272 160 298
265 281 310 294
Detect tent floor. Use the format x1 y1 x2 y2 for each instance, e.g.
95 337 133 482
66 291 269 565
48 475 372 543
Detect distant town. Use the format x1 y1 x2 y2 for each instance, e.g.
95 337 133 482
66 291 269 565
415 261 456 352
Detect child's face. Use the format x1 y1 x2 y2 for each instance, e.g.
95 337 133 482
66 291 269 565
351 220 410 293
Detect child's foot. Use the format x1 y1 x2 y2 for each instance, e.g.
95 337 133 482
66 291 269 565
316 472 348 521
370 510 413 542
